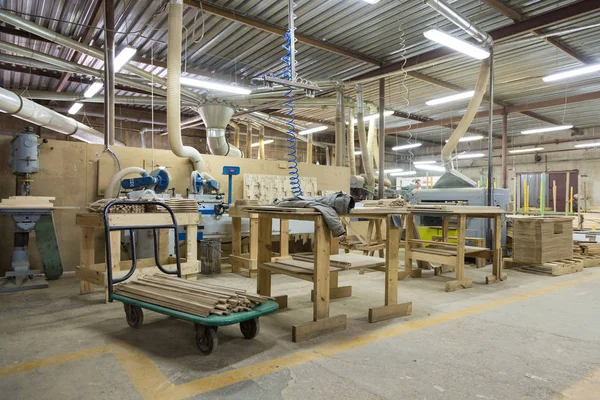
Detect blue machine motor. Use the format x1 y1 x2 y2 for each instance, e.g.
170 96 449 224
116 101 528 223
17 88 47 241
121 167 171 194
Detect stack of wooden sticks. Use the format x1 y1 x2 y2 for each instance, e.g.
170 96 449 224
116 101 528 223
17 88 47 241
114 274 272 317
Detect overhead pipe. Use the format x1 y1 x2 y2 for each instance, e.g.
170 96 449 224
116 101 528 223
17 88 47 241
197 104 243 158
0 9 201 103
167 0 212 179
104 0 116 148
0 86 110 144
241 114 326 148
367 104 378 171
104 167 146 199
0 41 168 97
423 0 493 46
139 114 204 147
347 105 357 176
17 91 193 106
355 84 375 194
335 89 344 166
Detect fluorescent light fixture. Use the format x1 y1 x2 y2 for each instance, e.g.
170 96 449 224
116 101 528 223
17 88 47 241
362 0 380 4
251 139 274 147
83 81 104 98
299 126 328 135
427 91 475 106
68 102 83 115
574 142 600 148
415 164 446 172
180 76 252 95
353 110 393 123
354 151 362 155
375 168 404 174
445 134 483 143
543 63 600 82
392 143 422 151
457 152 485 159
390 171 417 177
423 29 490 60
521 125 573 135
113 47 137 71
413 160 436 165
509 147 544 154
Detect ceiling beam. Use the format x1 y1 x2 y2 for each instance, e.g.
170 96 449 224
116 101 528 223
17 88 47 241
352 0 600 81
183 0 381 66
55 0 104 92
387 90 600 134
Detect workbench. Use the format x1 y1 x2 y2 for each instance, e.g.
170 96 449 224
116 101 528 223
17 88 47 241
246 206 412 342
75 212 201 302
403 206 506 292
228 206 289 277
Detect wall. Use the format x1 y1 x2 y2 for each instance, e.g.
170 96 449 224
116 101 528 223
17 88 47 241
0 137 350 274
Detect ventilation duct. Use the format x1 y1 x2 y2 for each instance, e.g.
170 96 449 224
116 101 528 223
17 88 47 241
198 104 243 158
423 0 492 46
0 86 109 144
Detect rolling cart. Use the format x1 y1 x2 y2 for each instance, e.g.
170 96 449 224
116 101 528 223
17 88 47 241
103 200 278 355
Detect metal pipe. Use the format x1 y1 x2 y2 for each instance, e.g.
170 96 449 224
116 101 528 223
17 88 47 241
378 78 385 200
340 90 346 167
288 0 296 80
347 105 357 176
423 0 493 46
487 47 494 207
335 89 343 166
104 0 115 147
502 108 508 188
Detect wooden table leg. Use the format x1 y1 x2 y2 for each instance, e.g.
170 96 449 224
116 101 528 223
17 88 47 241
399 214 421 280
78 227 96 295
369 215 412 322
279 218 289 257
158 228 170 265
311 270 352 301
487 215 507 284
257 216 275 298
446 214 473 292
184 224 198 280
248 216 259 276
231 217 242 273
375 219 384 258
293 216 346 342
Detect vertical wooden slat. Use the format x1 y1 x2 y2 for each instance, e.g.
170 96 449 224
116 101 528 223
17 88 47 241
313 216 331 320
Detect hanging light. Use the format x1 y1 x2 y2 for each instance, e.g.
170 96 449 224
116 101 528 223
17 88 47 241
299 126 328 135
456 152 485 159
414 164 445 172
375 168 404 174
362 0 380 3
251 139 274 147
354 150 362 155
423 29 490 60
543 64 600 82
390 171 417 176
392 143 422 151
574 142 600 148
113 47 137 71
413 160 436 165
521 125 573 134
180 77 252 95
427 91 475 106
83 81 104 98
509 147 544 154
445 134 483 143
352 110 393 123
68 102 83 115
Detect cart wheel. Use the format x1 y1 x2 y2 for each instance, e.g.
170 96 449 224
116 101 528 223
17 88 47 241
195 326 218 355
240 318 260 339
124 304 144 329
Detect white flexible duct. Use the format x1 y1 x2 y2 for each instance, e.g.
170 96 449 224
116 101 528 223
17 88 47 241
367 104 379 170
167 0 213 180
347 105 357 176
355 84 375 193
441 61 490 167
104 167 146 199
0 86 109 144
198 104 243 158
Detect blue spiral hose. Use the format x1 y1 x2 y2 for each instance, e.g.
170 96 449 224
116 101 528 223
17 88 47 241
280 30 303 196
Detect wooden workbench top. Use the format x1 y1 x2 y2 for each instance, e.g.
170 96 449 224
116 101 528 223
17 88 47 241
76 212 200 228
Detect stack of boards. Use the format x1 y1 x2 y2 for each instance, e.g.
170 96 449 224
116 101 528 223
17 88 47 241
88 198 198 213
0 196 55 209
88 198 145 213
155 198 199 213
114 274 272 317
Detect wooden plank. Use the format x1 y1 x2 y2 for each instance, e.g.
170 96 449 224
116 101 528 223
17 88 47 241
75 266 106 286
410 250 458 266
231 217 242 273
79 226 96 295
248 217 259 276
109 231 121 271
279 218 289 257
292 314 347 342
245 205 318 214
256 216 273 297
108 212 199 227
368 302 412 323
455 214 467 282
385 214 400 306
186 224 198 262
445 278 473 292
313 216 331 320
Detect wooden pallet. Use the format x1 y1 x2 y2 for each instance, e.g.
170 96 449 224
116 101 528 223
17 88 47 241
504 257 584 276
573 255 600 268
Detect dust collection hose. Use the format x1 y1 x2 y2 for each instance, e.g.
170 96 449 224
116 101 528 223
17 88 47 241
281 29 302 196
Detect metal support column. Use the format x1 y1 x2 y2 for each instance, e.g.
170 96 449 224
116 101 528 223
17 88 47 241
104 0 115 147
378 78 385 200
502 108 508 188
486 47 494 206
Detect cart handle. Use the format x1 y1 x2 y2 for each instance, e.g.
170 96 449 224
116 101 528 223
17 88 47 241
103 200 182 298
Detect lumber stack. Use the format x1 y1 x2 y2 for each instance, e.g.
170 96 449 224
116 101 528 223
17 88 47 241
362 198 405 207
512 217 573 264
0 196 55 209
579 242 600 256
114 274 272 317
88 198 145 213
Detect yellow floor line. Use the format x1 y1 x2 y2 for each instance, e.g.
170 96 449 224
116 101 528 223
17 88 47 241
2 273 599 400
0 346 109 377
559 368 600 399
165 274 600 399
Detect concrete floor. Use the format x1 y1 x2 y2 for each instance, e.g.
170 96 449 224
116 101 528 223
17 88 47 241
2 264 600 400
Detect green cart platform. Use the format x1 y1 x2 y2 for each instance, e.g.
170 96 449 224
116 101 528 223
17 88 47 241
102 200 278 355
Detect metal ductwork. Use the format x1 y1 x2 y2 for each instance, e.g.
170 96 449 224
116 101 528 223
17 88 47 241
0 86 110 144
198 104 243 158
423 0 493 46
